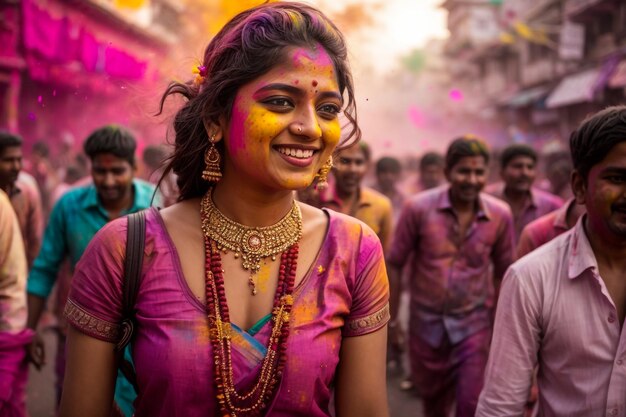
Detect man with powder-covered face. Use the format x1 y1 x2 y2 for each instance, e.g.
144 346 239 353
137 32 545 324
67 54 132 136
25 125 159 415
387 135 515 417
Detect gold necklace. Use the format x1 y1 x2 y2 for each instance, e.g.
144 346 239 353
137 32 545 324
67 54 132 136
200 190 303 295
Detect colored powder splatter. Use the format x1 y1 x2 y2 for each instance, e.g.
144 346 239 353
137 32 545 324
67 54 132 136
37 95 42 104
449 89 464 101
408 106 425 128
27 112 36 121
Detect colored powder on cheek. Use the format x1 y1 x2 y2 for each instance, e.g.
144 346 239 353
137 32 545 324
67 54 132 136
229 99 248 154
325 120 342 148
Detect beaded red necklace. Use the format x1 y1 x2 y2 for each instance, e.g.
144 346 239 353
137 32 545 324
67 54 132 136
203 235 298 416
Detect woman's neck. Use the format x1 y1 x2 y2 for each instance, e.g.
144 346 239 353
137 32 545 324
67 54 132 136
211 180 295 227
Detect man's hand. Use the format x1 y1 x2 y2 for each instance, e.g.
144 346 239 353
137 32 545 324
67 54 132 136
387 321 405 353
27 331 46 370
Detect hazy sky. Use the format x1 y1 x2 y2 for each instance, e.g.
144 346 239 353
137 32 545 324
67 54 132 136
312 0 449 73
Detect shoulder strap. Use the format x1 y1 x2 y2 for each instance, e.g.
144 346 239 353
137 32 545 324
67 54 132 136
115 210 146 352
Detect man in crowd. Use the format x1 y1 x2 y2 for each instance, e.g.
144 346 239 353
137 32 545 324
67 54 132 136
516 197 586 259
319 141 393 251
387 135 515 417
26 125 158 414
485 144 563 241
418 151 445 191
477 105 626 417
372 156 405 222
0 131 43 269
0 188 32 417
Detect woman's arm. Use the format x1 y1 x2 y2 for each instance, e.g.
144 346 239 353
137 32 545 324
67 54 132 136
58 326 118 417
335 327 390 417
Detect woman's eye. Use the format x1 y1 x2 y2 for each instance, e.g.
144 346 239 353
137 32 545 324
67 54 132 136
318 104 341 116
264 98 293 108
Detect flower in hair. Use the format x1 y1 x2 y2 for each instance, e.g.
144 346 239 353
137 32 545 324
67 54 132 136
193 65 207 86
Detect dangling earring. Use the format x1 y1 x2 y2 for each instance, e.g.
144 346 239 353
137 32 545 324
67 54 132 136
315 156 333 190
202 134 222 183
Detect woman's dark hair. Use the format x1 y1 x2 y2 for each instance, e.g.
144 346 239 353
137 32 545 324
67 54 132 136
570 105 626 181
158 2 359 201
445 135 490 171
83 125 137 165
500 144 537 169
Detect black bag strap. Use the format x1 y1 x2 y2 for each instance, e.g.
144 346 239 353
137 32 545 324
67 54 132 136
115 210 146 352
114 210 146 394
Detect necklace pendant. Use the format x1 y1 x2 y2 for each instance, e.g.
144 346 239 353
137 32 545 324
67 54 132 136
248 276 257 296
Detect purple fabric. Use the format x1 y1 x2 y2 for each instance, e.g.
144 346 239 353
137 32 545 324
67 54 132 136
80 29 99 73
22 0 64 61
22 0 148 81
0 329 34 417
484 183 564 242
411 327 490 417
388 185 515 347
105 47 147 80
65 207 389 417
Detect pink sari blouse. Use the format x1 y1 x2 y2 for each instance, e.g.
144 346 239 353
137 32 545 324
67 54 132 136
65 207 389 417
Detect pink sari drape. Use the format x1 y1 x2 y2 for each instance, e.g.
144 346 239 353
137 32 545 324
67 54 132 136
0 329 34 417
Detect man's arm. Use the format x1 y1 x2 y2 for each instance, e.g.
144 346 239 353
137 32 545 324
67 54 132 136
25 183 44 269
491 211 515 289
476 267 541 416
26 199 69 369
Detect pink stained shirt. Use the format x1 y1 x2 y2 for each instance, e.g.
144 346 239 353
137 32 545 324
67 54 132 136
485 183 564 242
516 198 576 259
319 185 393 253
477 216 626 417
0 189 28 333
64 207 389 417
9 172 43 269
387 185 515 347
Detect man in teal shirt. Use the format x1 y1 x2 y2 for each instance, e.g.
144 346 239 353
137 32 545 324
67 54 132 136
26 125 159 415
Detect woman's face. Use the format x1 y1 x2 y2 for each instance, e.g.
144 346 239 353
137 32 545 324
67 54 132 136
223 45 342 191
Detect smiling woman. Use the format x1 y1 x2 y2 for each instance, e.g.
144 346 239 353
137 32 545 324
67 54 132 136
58 3 390 417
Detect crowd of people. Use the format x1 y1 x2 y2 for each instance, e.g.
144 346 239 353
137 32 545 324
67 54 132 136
1 2 626 417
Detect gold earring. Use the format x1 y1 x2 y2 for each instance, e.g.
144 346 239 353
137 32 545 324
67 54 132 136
202 134 222 182
315 156 333 190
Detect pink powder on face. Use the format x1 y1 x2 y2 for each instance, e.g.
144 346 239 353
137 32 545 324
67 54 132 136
291 44 333 69
229 97 248 154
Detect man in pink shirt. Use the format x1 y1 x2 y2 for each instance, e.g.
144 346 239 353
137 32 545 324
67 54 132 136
388 135 515 417
0 188 32 417
477 105 626 417
516 197 586 259
485 144 563 242
0 131 43 269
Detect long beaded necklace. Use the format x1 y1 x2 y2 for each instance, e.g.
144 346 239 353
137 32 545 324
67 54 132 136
201 192 300 417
